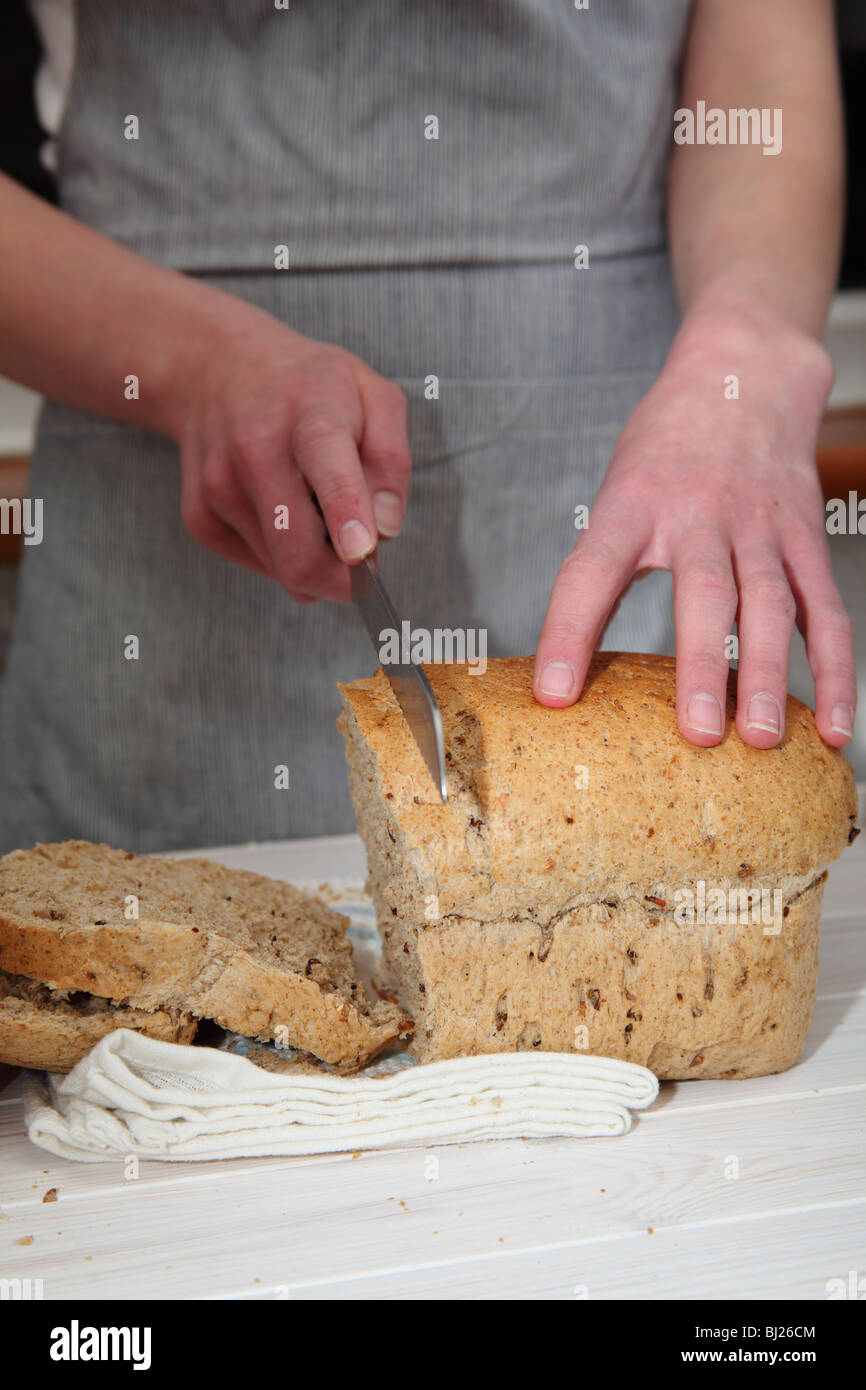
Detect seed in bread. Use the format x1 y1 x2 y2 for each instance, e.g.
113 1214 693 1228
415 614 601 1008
0 842 413 1071
338 652 858 1078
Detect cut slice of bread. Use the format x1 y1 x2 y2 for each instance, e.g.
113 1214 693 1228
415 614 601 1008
0 842 412 1070
0 968 197 1073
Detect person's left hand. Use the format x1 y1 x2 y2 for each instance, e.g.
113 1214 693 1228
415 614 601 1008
533 306 856 750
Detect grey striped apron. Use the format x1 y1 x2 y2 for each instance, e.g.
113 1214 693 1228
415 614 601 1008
0 0 692 853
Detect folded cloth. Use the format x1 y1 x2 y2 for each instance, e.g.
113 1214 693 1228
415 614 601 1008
22 1030 659 1162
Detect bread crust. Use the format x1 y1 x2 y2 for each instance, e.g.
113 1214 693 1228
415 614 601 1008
0 969 197 1073
380 877 825 1077
338 653 858 1078
0 843 412 1070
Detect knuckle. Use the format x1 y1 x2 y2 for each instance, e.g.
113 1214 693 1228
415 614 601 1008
230 429 279 478
740 571 795 621
369 443 411 477
735 500 775 534
679 646 728 677
813 607 855 654
560 536 621 587
200 467 238 515
388 385 409 419
542 615 594 648
782 518 823 560
677 563 737 610
376 378 408 413
314 476 365 512
180 494 211 542
282 555 319 593
291 411 347 455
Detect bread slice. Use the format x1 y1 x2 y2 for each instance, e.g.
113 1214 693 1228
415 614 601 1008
0 968 197 1073
338 652 859 1078
0 842 412 1071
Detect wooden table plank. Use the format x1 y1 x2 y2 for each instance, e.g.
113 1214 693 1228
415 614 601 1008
0 810 861 1300
271 1204 866 1301
1 986 864 1197
1 1089 863 1300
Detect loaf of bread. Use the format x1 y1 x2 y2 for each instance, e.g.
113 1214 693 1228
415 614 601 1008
0 842 412 1071
0 968 197 1072
338 653 859 1078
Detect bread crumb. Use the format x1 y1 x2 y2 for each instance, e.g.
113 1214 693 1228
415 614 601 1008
42 1188 58 1203
15 1236 34 1246
647 1227 654 1234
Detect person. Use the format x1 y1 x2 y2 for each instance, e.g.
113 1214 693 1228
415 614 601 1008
0 0 855 854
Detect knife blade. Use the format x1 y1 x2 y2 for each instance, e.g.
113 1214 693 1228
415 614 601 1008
350 555 448 803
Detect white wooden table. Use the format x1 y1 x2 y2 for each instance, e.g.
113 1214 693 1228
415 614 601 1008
1 815 864 1301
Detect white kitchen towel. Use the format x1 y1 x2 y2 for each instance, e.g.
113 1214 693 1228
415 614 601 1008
22 1030 659 1162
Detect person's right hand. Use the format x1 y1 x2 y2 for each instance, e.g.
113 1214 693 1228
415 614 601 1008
175 304 411 603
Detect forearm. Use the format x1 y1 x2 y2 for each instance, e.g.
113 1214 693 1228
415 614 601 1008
668 0 844 339
0 173 255 439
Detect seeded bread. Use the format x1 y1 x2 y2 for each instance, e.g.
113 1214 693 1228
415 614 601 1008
0 968 197 1073
0 842 412 1070
338 652 859 1078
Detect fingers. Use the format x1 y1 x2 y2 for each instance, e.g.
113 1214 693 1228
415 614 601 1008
290 408 378 564
180 460 270 575
358 376 411 539
180 338 413 602
254 477 353 604
185 451 347 603
732 537 796 749
673 534 738 746
533 504 653 706
783 528 857 748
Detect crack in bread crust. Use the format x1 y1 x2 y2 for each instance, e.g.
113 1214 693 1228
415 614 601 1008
338 654 857 1080
378 876 827 1078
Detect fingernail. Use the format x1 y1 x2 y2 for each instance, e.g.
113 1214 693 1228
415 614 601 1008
538 660 575 699
686 692 723 737
746 692 781 736
830 703 854 737
338 519 374 560
372 490 402 537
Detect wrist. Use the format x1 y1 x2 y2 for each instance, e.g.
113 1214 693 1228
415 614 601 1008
676 264 830 351
145 281 294 443
669 276 835 403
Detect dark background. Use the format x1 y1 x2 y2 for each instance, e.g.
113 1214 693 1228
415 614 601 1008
0 0 864 286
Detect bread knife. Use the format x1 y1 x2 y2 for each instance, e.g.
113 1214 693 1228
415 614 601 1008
350 555 448 803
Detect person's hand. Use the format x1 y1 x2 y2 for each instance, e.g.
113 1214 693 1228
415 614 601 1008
175 302 410 603
533 306 856 749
